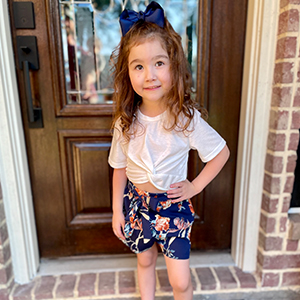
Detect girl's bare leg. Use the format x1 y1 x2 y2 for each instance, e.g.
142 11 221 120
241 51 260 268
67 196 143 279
136 244 158 300
164 255 193 300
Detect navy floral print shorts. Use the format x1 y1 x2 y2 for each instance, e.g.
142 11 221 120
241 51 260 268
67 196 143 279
122 181 195 260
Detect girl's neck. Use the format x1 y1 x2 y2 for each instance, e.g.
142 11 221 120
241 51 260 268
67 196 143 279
139 101 166 118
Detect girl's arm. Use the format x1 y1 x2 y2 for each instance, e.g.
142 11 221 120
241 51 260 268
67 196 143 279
167 145 230 202
112 167 127 240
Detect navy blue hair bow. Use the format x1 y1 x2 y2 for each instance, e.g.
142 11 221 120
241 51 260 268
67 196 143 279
119 1 165 36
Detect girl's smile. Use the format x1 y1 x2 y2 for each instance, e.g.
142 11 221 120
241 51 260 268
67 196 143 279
128 38 172 107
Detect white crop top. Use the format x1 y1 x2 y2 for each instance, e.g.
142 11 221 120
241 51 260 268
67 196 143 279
108 108 226 191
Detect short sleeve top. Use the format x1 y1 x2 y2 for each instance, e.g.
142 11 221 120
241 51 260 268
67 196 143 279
108 108 226 191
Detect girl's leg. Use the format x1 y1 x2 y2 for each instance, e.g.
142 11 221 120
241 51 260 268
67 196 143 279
136 244 158 300
164 255 193 300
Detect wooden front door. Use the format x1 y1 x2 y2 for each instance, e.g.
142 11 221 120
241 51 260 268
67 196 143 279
8 0 247 257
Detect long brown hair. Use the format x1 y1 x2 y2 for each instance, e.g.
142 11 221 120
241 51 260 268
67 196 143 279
111 17 206 140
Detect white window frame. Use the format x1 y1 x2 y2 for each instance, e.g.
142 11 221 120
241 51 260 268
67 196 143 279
289 208 300 214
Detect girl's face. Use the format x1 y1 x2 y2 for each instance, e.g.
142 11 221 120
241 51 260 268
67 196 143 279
128 38 172 107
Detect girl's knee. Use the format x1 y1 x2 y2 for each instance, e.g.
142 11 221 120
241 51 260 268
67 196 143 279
169 274 191 293
137 246 158 269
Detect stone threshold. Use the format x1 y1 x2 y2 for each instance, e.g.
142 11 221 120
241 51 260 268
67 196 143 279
37 251 234 276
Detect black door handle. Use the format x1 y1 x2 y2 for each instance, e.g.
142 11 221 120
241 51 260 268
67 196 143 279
22 60 43 128
17 36 43 128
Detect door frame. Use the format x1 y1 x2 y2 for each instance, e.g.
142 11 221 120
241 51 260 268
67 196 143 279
0 0 279 283
0 0 39 284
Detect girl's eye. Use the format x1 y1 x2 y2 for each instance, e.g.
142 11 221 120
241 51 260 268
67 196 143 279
135 65 143 70
155 61 164 67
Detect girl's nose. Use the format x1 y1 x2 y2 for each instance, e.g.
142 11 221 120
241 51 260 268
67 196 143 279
145 67 156 81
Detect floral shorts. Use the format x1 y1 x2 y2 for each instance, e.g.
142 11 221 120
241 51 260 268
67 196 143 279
122 181 195 260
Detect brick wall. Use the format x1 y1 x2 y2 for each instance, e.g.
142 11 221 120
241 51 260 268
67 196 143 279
257 0 300 288
0 182 14 300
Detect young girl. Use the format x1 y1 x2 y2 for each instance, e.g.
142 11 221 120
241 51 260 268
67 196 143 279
108 2 230 299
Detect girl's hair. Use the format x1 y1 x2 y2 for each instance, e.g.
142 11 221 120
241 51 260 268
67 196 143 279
111 16 207 140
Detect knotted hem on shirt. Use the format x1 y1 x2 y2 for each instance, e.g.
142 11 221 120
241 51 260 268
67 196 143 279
123 181 194 244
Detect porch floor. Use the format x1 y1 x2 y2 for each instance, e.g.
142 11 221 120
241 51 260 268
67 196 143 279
7 252 300 300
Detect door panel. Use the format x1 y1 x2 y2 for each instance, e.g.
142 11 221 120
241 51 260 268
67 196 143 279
8 0 247 257
58 130 112 227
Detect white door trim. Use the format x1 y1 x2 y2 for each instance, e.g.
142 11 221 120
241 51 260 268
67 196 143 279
0 1 39 284
231 0 279 272
0 0 279 283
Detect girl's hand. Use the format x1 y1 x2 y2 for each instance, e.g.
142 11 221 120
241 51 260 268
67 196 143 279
112 211 125 240
167 179 198 203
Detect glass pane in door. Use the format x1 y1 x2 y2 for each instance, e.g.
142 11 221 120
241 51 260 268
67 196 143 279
59 0 198 105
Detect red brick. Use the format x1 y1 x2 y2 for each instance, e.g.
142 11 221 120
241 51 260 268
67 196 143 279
280 216 288 232
293 88 300 107
119 271 136 294
35 276 56 300
287 154 297 173
284 176 295 193
267 132 286 151
195 267 216 290
259 232 283 251
261 254 300 269
272 87 292 107
292 110 300 129
278 9 299 35
0 288 9 300
289 132 300 150
157 269 172 292
282 271 300 286
78 273 96 297
286 239 299 251
276 37 297 59
261 193 279 213
269 110 290 130
274 62 294 84
0 263 13 285
263 173 281 194
12 281 35 300
214 267 237 289
261 272 280 287
266 236 283 250
265 153 284 174
55 274 76 298
234 267 256 288
0 242 11 265
0 223 9 247
282 196 292 212
260 213 276 233
98 272 115 295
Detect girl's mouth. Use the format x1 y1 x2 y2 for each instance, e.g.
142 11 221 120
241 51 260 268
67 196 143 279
144 85 160 90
